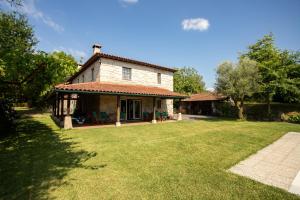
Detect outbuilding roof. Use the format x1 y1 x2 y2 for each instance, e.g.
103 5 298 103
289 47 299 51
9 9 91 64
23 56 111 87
182 92 226 101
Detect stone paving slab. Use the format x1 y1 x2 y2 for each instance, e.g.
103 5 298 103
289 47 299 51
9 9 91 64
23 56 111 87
229 132 300 195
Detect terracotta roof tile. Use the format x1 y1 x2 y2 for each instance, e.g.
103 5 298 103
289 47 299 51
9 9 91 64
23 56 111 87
55 82 186 98
182 92 227 101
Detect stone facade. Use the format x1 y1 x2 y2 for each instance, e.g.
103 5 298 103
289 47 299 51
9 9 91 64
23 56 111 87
99 58 173 90
70 55 174 117
72 61 100 84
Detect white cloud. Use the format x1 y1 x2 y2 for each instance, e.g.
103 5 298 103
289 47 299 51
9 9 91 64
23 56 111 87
54 47 87 61
1 0 64 32
120 0 138 6
182 18 210 31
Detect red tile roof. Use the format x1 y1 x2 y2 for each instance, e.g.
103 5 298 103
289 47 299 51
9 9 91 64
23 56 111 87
182 92 227 101
55 82 187 98
67 53 176 82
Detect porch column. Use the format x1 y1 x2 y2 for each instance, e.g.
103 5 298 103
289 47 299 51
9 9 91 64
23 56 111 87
116 95 121 127
63 94 73 129
60 93 64 120
66 94 71 116
52 96 56 116
56 93 60 118
177 99 182 121
152 97 157 124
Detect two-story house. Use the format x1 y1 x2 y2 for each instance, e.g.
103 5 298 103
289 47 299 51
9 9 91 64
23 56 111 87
52 44 186 128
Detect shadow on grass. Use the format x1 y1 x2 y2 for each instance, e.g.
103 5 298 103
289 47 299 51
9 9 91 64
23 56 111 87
0 114 105 200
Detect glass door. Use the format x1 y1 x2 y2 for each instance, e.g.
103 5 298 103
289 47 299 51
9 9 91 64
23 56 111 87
120 100 127 120
127 99 141 120
134 100 141 119
127 100 134 120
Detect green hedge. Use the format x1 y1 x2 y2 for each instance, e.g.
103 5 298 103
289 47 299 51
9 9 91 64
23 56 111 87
215 102 300 121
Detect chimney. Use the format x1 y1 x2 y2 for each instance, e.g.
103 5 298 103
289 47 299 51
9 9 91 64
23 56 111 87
92 43 101 54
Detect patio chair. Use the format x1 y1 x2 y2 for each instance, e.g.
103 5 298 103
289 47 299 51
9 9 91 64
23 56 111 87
120 112 126 121
161 112 168 121
99 112 110 123
92 111 99 124
143 112 150 121
155 111 162 121
72 117 86 125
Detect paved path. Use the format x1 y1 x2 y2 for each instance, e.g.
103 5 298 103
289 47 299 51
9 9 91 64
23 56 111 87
229 132 300 195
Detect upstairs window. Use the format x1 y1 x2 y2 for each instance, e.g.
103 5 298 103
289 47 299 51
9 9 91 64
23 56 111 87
122 67 131 80
82 74 85 83
91 68 95 81
157 73 161 84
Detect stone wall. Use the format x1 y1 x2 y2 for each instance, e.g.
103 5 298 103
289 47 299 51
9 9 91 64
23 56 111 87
100 58 174 91
72 61 100 84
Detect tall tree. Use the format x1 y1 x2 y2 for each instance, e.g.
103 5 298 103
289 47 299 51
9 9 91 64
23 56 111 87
216 57 260 119
242 33 300 115
0 11 37 98
24 51 78 106
273 50 300 103
174 67 205 94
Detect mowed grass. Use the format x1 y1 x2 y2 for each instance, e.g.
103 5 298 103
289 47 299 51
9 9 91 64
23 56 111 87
1 109 300 199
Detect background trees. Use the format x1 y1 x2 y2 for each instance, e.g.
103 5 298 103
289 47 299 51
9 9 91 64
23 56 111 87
242 33 300 116
174 67 205 94
0 11 77 106
216 57 260 119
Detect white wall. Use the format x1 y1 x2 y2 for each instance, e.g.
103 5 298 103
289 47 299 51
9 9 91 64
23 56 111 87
72 61 100 84
99 58 174 91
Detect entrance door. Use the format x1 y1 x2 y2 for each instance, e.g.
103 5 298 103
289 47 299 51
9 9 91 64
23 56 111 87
127 99 141 120
120 100 127 120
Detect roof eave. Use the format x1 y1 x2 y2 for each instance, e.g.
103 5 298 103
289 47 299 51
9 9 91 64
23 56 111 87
54 88 186 99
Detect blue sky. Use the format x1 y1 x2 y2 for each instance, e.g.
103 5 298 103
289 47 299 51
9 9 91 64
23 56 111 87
1 0 300 89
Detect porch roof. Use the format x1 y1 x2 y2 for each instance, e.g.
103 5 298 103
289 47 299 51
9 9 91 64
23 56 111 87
54 82 187 98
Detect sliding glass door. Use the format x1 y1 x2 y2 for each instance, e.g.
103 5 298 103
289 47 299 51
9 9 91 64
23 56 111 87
127 99 141 120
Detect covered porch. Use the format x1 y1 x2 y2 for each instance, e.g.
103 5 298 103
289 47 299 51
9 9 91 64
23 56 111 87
51 82 186 129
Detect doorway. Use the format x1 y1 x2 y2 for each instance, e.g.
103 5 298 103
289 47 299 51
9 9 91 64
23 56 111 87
122 99 142 120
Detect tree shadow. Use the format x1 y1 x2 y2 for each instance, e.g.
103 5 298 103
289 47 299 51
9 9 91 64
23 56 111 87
0 113 105 199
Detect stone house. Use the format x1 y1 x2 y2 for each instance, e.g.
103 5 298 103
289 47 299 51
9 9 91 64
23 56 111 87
52 44 186 128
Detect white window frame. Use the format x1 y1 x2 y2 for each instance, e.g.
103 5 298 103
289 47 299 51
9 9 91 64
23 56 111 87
122 67 132 80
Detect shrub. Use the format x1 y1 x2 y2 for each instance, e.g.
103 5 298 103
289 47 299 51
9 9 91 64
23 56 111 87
215 102 237 118
281 112 300 124
0 98 17 135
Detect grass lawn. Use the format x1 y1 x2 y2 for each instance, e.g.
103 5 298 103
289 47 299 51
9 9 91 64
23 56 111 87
1 108 300 199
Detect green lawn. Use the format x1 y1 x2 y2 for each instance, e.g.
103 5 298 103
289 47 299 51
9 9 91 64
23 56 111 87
1 109 300 199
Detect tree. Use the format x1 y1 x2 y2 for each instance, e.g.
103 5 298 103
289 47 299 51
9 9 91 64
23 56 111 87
242 33 300 115
0 11 78 106
273 50 300 103
216 57 260 119
174 67 205 94
0 11 37 98
24 51 78 106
